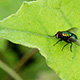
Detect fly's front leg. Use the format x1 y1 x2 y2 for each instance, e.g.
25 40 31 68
53 39 62 46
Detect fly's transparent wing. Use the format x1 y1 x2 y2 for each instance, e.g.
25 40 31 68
69 37 80 46
67 27 78 33
74 40 80 46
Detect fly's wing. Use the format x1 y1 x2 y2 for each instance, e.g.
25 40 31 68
74 40 80 46
67 27 78 33
69 37 80 46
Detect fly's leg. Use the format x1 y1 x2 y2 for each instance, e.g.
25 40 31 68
70 42 72 52
61 43 69 51
53 39 62 46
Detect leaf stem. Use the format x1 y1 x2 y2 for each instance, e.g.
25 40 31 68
0 60 22 80
16 48 39 73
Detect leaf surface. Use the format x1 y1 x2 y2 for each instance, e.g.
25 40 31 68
0 0 80 79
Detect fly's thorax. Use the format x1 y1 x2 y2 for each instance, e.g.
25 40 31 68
55 31 62 38
62 31 77 42
62 31 77 37
62 31 71 37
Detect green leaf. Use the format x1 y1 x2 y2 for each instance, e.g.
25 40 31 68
21 52 60 80
0 0 80 79
0 0 35 20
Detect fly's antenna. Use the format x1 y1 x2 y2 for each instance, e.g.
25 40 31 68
48 35 55 37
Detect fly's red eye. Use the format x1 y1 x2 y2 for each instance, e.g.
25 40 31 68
57 31 62 38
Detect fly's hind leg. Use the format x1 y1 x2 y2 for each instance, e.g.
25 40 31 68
70 42 72 52
61 41 72 52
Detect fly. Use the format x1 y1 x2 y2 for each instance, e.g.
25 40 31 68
50 27 80 52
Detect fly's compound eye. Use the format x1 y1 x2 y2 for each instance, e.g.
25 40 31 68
56 34 58 38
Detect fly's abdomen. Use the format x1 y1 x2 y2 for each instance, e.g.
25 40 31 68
72 34 77 39
67 32 77 42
